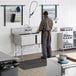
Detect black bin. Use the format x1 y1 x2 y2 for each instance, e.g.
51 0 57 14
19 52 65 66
0 60 19 76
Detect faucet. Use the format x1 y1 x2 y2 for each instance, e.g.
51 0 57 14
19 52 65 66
25 26 32 31
24 1 38 32
29 1 38 26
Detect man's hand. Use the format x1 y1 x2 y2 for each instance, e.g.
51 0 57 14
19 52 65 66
36 31 39 33
36 28 40 33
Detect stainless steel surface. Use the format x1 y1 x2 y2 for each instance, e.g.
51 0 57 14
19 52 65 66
19 32 39 35
47 57 76 76
0 51 15 62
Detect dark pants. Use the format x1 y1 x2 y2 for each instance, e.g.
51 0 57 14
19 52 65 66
41 31 51 58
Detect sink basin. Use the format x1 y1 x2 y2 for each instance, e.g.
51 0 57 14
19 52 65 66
12 27 38 35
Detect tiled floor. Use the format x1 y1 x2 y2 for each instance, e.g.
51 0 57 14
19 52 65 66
18 49 76 76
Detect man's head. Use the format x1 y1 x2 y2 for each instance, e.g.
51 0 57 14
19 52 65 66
43 11 48 18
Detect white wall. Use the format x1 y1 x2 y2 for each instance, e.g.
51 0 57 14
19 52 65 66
58 0 76 27
0 0 76 55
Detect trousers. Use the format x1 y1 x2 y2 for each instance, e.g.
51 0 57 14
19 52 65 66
41 31 51 58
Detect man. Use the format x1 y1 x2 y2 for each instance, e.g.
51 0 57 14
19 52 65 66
37 11 53 59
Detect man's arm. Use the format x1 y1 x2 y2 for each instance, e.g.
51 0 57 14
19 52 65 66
37 21 43 32
49 18 53 30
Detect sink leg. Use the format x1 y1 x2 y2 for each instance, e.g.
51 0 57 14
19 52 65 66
21 45 23 60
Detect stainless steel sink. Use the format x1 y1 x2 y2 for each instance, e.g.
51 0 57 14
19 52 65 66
12 27 38 34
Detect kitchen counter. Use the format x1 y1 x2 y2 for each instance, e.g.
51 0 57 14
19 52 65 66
47 57 76 76
0 51 15 62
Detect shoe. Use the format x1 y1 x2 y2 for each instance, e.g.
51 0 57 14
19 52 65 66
41 56 46 59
